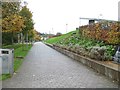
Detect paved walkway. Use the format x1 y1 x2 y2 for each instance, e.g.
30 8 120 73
2 42 118 88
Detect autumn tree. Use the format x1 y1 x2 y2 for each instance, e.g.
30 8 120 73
19 6 34 44
28 29 34 43
2 14 25 44
1 1 23 45
33 30 41 41
2 1 35 46
2 1 21 18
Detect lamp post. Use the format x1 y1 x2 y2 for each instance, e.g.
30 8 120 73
118 1 120 21
98 14 103 22
52 27 54 34
66 24 68 33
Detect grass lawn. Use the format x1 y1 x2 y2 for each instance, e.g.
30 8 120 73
0 44 32 80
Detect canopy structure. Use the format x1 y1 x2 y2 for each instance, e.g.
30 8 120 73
79 17 118 25
79 17 118 22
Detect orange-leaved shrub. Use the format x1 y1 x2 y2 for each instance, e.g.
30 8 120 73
80 21 120 44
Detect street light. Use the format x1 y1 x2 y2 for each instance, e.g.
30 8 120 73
118 1 120 21
66 24 68 33
52 27 54 34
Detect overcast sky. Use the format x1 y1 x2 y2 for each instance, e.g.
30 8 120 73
25 0 119 34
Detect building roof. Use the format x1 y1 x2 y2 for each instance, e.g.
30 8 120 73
79 17 118 22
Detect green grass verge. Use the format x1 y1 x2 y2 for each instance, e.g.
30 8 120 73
14 44 32 71
0 44 32 80
2 44 23 49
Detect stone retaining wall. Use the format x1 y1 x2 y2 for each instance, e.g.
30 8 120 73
45 43 120 83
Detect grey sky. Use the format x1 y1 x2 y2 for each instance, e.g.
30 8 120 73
25 0 119 34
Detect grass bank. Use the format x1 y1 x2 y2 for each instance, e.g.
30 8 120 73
45 31 76 44
45 29 116 60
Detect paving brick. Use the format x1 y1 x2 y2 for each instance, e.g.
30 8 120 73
2 42 118 88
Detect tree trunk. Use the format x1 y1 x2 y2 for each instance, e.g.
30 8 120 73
26 33 28 49
12 32 14 47
18 33 20 44
0 30 2 48
21 33 24 51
